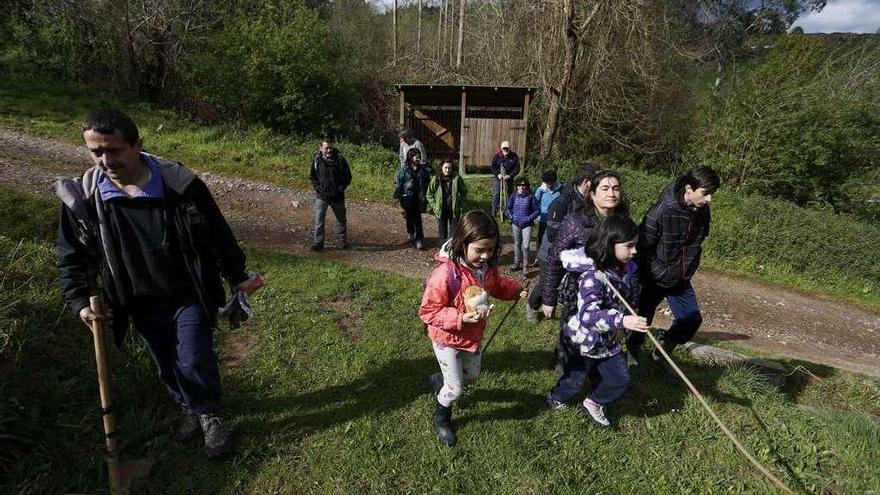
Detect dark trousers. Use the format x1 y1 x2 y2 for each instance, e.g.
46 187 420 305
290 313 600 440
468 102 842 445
314 196 347 244
130 294 222 414
536 221 547 250
628 279 702 352
527 261 552 311
437 205 457 242
491 179 514 216
550 341 630 406
401 196 424 241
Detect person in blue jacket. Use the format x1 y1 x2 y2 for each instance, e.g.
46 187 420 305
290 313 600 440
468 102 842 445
534 169 561 252
504 177 540 274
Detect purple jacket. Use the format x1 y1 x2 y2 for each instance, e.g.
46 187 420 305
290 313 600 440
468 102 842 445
541 210 600 306
559 248 640 359
505 192 540 228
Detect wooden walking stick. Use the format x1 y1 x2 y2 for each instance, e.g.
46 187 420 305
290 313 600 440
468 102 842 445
593 274 796 495
89 296 150 494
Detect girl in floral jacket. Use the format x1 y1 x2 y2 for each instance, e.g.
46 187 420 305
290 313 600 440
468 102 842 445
546 214 648 428
419 210 525 447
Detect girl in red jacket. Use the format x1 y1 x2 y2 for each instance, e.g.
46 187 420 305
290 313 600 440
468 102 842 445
419 210 526 447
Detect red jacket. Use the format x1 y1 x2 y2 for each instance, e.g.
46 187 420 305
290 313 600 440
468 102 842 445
419 254 522 352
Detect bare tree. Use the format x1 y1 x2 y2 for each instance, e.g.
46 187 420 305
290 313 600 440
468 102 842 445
455 0 465 68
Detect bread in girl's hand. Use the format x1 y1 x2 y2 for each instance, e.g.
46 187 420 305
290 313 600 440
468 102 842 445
464 285 489 314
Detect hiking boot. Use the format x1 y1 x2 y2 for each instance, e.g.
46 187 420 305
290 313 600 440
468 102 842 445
433 399 457 447
580 398 611 428
176 408 201 442
341 240 351 250
525 303 540 325
199 413 232 459
546 393 567 411
415 239 424 250
311 242 324 252
428 372 444 394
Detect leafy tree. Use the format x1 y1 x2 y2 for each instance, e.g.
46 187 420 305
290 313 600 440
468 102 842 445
193 3 353 134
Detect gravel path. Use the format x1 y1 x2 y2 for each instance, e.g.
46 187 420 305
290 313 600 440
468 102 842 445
3 126 879 377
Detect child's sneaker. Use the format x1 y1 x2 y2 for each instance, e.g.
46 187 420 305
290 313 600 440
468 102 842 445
580 398 611 428
546 393 567 411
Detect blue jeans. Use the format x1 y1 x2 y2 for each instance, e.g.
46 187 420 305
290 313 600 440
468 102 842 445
130 294 222 414
511 224 532 266
550 341 630 406
314 197 347 244
629 279 702 352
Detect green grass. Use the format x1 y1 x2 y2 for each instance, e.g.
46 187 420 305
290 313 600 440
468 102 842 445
2 187 880 494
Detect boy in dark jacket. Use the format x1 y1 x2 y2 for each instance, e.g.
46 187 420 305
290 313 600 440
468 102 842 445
56 108 260 458
628 166 720 374
310 137 353 251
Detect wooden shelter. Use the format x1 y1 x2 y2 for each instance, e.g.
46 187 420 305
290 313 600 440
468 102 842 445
396 85 535 176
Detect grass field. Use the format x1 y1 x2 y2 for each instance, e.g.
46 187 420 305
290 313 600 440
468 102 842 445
1 186 879 494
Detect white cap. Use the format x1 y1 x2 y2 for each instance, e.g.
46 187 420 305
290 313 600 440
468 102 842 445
501 140 510 149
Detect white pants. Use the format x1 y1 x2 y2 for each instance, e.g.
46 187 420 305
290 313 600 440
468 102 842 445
432 342 482 407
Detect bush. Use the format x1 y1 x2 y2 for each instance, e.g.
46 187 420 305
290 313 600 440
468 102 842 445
685 35 880 212
193 4 353 134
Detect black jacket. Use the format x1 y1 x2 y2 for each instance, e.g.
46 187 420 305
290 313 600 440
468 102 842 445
56 155 248 343
538 183 587 261
394 163 432 208
310 151 352 202
490 151 520 182
638 177 711 288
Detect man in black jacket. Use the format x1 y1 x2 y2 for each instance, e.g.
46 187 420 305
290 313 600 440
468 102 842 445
310 137 352 251
56 108 259 458
629 166 720 374
490 140 521 217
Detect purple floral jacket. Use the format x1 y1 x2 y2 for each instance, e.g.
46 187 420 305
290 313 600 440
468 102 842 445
560 248 640 359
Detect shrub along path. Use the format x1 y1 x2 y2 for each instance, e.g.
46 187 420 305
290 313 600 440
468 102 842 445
2 126 878 377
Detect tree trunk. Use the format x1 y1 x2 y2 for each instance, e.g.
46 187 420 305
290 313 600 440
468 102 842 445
418 0 422 54
455 0 465 68
448 0 455 66
393 0 398 65
540 1 597 159
437 0 444 60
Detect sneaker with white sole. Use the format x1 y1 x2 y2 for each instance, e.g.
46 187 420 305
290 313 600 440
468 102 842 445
581 398 611 428
546 393 568 411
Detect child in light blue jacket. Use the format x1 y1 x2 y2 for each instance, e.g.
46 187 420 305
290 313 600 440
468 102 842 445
534 169 561 250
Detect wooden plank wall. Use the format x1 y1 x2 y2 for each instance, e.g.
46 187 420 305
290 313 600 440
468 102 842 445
405 106 461 163
462 117 527 168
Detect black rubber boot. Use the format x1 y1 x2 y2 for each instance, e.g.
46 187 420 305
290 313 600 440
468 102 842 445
433 399 457 447
651 338 679 377
429 373 444 394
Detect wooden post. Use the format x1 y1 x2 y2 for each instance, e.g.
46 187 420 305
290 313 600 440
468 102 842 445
458 88 467 176
399 89 406 128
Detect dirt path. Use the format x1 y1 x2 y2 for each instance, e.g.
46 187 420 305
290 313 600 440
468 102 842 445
3 126 879 377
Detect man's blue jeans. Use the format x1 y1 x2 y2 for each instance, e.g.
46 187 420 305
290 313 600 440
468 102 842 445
314 197 347 244
131 294 222 414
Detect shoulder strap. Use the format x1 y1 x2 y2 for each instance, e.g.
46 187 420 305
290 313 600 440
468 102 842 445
446 262 461 301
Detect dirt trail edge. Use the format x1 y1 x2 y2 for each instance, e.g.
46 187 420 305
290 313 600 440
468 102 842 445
3 126 879 377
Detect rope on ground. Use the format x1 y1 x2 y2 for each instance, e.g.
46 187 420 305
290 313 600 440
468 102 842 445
595 271 797 495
